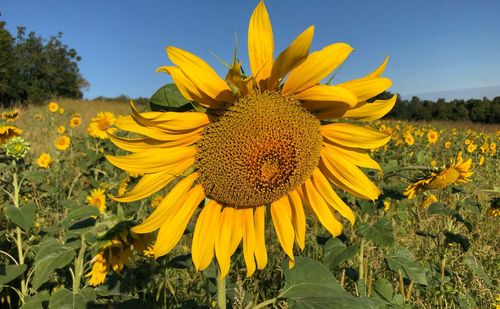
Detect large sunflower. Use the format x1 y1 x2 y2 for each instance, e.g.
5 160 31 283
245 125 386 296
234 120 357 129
107 1 395 278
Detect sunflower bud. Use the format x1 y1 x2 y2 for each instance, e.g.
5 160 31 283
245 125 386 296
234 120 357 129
5 137 30 160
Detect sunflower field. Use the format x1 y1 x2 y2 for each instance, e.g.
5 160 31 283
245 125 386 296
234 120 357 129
1 2 500 309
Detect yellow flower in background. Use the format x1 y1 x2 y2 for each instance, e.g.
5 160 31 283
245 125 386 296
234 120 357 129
70 115 82 128
464 139 471 145
59 108 65 114
57 126 65 134
478 155 485 166
427 130 438 144
48 102 59 113
117 177 130 196
480 143 489 154
87 112 116 139
87 188 107 213
404 133 414 146
1 109 20 122
430 160 437 168
383 200 390 211
444 141 451 149
490 142 497 151
37 153 53 169
150 195 164 208
86 232 150 286
54 135 71 151
106 1 395 278
0 125 23 144
466 143 477 153
422 194 438 209
404 154 472 199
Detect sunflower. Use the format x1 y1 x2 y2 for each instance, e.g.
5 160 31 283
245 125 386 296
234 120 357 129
87 112 116 139
86 231 150 286
59 108 65 114
422 194 438 208
37 153 53 169
87 188 107 213
404 155 472 199
444 141 451 149
57 126 65 134
466 143 477 153
1 109 20 122
48 102 59 113
106 0 395 278
70 115 82 128
54 135 71 151
404 133 414 146
0 125 23 144
427 130 438 144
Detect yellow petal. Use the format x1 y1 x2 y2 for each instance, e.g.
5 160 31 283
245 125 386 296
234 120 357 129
114 116 179 141
294 84 357 107
282 43 353 95
131 172 199 233
192 200 221 270
338 77 392 102
320 149 380 200
311 168 355 225
248 0 274 87
225 62 253 97
215 207 242 279
157 65 224 109
270 196 295 263
153 185 205 258
242 208 256 276
288 190 305 250
324 143 381 171
303 179 343 237
267 26 314 91
254 206 267 269
112 158 194 202
321 123 391 149
166 46 233 103
108 133 200 152
341 95 397 121
365 54 389 79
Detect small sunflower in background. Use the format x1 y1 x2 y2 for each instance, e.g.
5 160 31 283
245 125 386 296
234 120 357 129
404 154 472 199
87 188 107 213
48 102 59 113
427 129 438 144
404 133 414 146
37 153 53 169
70 115 82 128
57 126 65 134
106 0 395 278
1 109 20 122
54 135 71 151
87 112 116 139
444 141 451 149
466 143 477 153
59 107 65 114
0 124 23 144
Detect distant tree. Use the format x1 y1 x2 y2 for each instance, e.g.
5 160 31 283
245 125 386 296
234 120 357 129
0 22 87 106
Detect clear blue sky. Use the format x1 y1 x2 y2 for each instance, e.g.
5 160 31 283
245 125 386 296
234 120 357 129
2 0 500 99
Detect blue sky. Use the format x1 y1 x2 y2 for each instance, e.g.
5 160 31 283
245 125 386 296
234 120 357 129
2 0 500 99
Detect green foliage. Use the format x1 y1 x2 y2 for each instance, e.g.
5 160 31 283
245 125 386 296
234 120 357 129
4 201 36 231
0 22 86 106
150 83 191 112
385 248 429 286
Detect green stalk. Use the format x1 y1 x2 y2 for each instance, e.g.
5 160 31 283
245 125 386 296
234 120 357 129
12 164 27 302
216 269 226 309
72 235 87 293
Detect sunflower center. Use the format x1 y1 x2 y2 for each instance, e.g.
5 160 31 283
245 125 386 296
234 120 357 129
196 91 322 207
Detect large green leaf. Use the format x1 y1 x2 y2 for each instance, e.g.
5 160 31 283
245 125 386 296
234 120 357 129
4 202 36 231
62 206 100 226
0 264 27 285
150 83 191 112
358 218 395 247
20 290 50 309
280 257 381 309
48 288 88 309
33 239 76 290
464 255 492 288
372 278 393 302
385 248 428 286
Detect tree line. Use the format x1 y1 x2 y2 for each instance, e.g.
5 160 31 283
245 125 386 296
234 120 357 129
0 19 87 107
375 92 500 123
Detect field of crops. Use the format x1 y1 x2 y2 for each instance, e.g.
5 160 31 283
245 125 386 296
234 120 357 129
0 99 499 309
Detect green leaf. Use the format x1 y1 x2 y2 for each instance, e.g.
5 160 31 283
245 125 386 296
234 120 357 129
358 218 395 247
62 206 100 225
382 160 399 173
323 238 359 267
4 202 36 231
280 257 380 308
372 278 393 302
416 150 426 163
33 239 76 290
427 203 457 216
0 264 27 285
150 83 191 112
464 255 492 288
385 248 428 286
20 290 50 309
48 288 88 309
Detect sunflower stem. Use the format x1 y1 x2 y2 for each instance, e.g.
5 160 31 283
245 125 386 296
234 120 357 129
12 162 28 303
216 275 226 309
